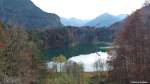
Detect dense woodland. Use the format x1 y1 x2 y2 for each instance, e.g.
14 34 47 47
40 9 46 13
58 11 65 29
109 3 150 84
0 20 114 84
0 1 150 84
0 21 46 83
28 26 115 50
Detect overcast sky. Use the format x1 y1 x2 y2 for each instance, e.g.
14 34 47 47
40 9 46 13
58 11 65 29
31 0 145 20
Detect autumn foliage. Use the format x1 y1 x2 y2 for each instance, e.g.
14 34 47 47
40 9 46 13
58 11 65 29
110 4 150 84
0 22 45 84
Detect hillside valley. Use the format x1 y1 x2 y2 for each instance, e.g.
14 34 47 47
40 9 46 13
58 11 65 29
0 0 149 84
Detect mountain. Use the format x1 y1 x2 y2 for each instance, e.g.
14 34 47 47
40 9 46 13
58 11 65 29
0 0 62 29
110 4 150 31
84 13 127 28
117 14 128 20
61 17 89 27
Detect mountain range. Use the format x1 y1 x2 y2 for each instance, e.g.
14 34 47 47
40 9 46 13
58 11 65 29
61 13 128 28
61 17 89 27
84 13 128 28
0 0 128 29
0 0 62 29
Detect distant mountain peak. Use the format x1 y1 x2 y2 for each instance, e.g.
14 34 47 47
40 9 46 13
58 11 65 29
100 13 113 16
61 17 89 27
84 13 127 28
117 14 128 20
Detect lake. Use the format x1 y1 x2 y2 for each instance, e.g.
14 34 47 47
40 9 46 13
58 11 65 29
68 51 109 72
45 42 111 60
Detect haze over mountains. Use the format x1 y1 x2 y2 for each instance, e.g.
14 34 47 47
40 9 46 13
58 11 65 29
0 0 62 29
61 13 128 27
84 13 128 28
61 17 89 27
0 0 128 29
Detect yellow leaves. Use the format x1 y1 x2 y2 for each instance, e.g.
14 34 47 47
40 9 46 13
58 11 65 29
52 54 67 63
58 54 67 63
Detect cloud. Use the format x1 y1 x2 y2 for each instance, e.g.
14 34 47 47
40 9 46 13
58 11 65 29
31 0 145 19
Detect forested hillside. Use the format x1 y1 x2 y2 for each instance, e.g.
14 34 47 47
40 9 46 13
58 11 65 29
109 3 150 84
0 0 149 84
31 26 115 50
0 0 62 29
0 21 47 83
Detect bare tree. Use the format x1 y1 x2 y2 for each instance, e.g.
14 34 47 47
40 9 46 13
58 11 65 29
110 9 150 83
144 0 150 6
64 61 83 84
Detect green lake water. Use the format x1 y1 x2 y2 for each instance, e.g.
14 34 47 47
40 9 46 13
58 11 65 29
46 43 110 60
